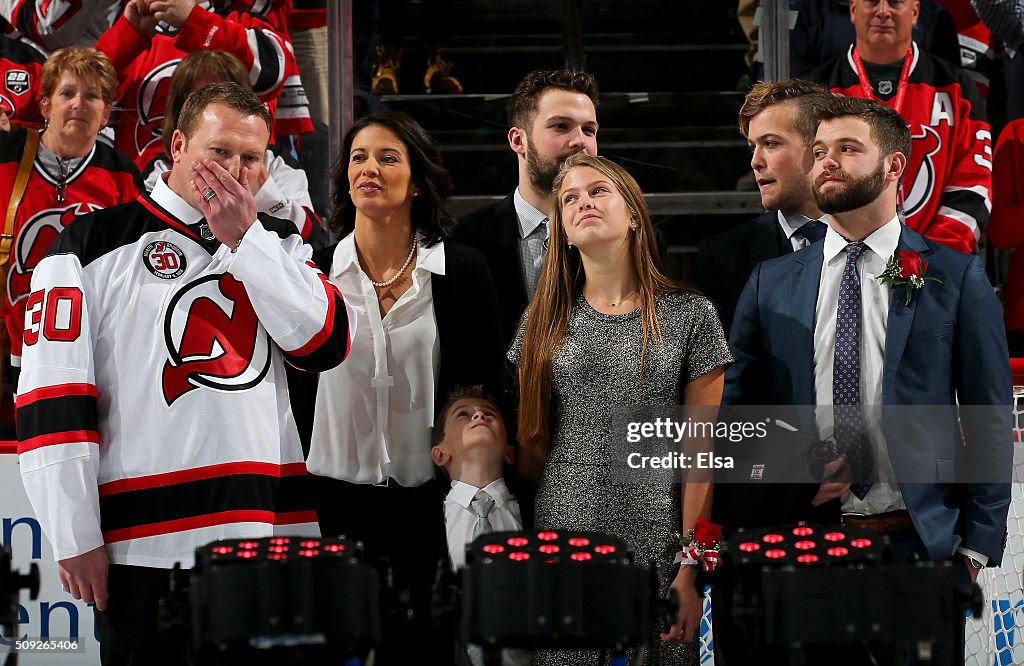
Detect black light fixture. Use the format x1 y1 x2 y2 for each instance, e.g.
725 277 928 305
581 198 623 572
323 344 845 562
717 524 983 655
460 529 676 661
188 536 381 665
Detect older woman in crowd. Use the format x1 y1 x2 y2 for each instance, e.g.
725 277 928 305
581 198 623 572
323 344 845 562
142 49 327 247
0 47 139 370
305 110 503 665
511 153 731 666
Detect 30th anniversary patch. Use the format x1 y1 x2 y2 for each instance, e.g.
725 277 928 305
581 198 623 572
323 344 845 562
143 241 187 279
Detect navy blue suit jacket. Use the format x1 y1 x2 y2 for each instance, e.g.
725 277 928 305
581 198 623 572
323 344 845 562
725 225 1012 564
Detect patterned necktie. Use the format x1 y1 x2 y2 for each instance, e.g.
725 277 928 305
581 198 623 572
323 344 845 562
470 490 495 540
799 220 828 244
833 242 873 499
541 217 550 253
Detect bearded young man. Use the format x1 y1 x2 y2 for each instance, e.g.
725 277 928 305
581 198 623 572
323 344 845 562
725 94 1011 665
454 69 599 348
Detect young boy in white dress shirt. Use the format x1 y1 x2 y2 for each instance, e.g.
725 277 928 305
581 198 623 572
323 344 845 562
431 386 523 569
432 386 529 666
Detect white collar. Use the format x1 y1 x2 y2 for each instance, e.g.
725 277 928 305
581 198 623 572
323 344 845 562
448 478 513 509
331 232 446 280
777 210 825 241
823 214 902 264
151 171 204 225
513 187 550 239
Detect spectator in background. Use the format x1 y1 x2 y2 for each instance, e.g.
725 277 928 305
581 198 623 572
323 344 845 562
95 0 312 172
305 111 502 666
0 16 45 129
143 49 327 247
936 0 996 99
971 0 1024 48
808 0 993 254
0 47 140 370
970 0 1024 119
1 0 121 51
792 0 961 76
289 0 328 127
371 0 463 95
983 117 1024 354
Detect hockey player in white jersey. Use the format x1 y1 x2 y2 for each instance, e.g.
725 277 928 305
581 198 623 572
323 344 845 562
16 82 354 664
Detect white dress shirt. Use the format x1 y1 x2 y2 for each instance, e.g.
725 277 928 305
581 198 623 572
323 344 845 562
778 210 827 251
513 188 549 299
444 478 522 569
307 234 443 486
813 216 905 515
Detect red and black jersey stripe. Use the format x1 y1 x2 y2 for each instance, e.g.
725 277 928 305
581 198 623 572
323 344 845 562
17 383 99 454
98 461 316 543
283 261 351 372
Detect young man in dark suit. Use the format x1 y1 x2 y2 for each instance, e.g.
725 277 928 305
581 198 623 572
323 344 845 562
725 95 1011 665
454 69 599 348
695 78 832 336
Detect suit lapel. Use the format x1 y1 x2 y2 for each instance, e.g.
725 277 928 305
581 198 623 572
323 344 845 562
882 227 929 403
792 243 825 405
748 212 789 267
495 195 521 251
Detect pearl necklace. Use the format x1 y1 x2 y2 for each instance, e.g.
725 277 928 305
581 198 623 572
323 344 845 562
369 237 417 288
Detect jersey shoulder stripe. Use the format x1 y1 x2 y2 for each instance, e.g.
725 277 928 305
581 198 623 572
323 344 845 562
46 199 173 268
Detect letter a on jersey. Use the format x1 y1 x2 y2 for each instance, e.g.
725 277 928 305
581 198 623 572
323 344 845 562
162 273 271 405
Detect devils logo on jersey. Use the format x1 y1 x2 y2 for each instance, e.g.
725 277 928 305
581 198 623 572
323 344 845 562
162 273 271 405
0 94 13 117
8 203 101 306
902 124 942 219
134 59 180 158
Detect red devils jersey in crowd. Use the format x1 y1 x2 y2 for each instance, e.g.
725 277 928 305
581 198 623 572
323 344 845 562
96 0 312 172
935 0 994 97
0 126 141 362
0 31 44 128
983 119 1024 330
1 0 122 51
812 42 992 254
16 177 353 567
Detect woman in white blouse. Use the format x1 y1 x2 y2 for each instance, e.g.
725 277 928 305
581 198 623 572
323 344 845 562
305 111 503 665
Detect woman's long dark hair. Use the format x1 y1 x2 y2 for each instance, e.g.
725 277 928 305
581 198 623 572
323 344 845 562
329 111 454 246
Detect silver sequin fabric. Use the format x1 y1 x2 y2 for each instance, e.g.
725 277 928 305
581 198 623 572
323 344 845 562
509 291 733 666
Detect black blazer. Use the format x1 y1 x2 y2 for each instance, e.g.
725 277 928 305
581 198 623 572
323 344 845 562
454 195 527 351
694 210 792 337
288 239 505 452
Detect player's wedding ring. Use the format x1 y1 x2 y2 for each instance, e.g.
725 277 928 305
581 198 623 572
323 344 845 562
203 189 217 202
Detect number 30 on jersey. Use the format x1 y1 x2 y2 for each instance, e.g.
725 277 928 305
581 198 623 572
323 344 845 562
23 287 84 346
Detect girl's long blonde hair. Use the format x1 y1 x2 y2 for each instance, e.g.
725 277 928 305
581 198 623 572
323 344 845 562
516 153 681 456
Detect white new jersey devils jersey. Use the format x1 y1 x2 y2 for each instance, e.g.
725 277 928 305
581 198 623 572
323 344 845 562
17 178 352 568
